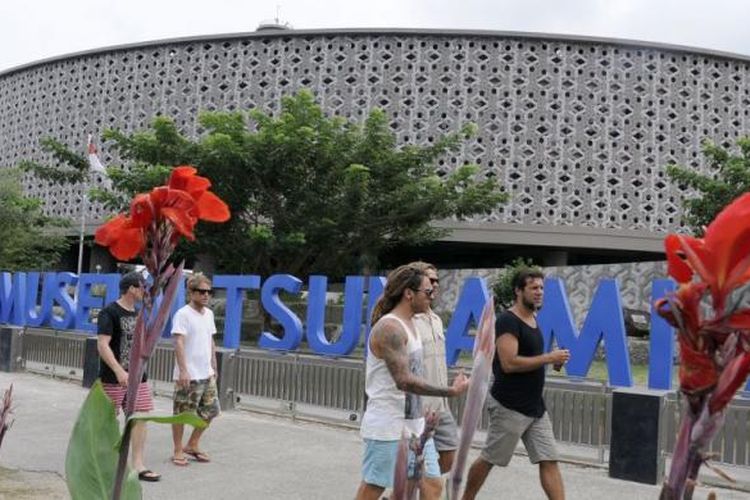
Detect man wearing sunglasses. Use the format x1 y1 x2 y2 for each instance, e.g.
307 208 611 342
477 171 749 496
356 264 469 500
410 261 459 478
170 273 221 467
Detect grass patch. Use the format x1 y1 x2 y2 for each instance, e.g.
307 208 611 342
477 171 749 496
552 360 678 388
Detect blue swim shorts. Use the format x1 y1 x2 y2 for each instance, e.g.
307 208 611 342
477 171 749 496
361 437 441 489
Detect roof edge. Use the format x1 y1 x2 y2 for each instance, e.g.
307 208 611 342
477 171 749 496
3 27 750 78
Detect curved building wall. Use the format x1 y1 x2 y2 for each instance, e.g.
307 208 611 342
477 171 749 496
1 29 749 243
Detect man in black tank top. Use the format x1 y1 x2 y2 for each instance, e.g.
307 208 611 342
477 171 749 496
462 268 570 500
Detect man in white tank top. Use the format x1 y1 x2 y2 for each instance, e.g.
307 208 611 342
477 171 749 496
356 265 470 500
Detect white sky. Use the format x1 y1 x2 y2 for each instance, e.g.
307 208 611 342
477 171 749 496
1 0 749 72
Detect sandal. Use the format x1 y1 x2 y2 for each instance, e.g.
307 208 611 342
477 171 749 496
137 469 161 482
183 448 211 463
171 456 189 467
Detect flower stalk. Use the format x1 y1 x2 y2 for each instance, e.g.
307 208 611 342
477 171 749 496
94 166 229 500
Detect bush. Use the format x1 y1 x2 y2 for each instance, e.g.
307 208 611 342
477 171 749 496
491 258 542 310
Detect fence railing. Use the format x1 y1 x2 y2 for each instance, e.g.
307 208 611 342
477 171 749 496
22 327 87 377
15 327 750 469
231 350 365 421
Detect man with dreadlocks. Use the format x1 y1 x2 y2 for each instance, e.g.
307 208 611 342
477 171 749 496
355 264 470 500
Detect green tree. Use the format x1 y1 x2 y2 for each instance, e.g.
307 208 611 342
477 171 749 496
21 90 508 277
666 138 750 235
0 169 69 270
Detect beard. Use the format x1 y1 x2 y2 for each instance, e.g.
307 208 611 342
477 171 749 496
411 297 429 315
522 297 541 312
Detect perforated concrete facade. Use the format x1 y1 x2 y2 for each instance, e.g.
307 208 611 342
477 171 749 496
2 28 749 248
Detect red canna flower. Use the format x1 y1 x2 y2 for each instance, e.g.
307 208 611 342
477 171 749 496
708 352 750 413
666 193 750 314
168 166 230 223
95 165 230 261
677 337 718 395
659 192 750 498
664 234 699 284
94 214 145 261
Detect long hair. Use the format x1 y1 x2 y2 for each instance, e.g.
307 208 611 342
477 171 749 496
370 264 426 325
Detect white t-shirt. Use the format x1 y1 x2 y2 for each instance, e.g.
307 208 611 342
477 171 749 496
171 304 217 381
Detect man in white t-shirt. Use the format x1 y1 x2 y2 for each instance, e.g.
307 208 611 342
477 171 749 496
170 273 220 466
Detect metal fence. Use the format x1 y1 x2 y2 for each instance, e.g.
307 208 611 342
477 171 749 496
544 379 610 462
15 327 750 469
147 343 177 383
21 327 87 377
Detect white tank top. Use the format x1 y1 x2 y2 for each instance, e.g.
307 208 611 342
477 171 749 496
360 313 425 440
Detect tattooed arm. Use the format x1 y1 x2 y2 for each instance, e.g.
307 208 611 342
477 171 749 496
370 318 469 398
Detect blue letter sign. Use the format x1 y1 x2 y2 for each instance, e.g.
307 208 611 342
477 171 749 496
445 277 490 366
0 269 714 391
537 278 632 387
258 274 304 351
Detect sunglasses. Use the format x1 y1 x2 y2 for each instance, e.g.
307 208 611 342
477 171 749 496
192 288 213 296
413 287 435 297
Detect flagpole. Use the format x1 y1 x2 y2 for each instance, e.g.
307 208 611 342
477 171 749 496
76 189 88 278
74 181 88 304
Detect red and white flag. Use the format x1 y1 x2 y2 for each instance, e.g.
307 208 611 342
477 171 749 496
87 134 107 174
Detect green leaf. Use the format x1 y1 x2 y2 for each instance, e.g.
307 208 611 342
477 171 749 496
127 411 207 427
122 470 142 499
65 381 142 500
115 412 207 449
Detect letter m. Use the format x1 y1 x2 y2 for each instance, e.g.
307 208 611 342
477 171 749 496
537 277 632 387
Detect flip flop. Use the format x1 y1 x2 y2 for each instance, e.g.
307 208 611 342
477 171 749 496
183 448 211 463
171 456 189 467
137 470 161 482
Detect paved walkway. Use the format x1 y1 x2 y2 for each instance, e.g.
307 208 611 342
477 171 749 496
0 371 747 499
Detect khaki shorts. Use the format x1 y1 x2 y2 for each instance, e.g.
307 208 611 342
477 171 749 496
432 409 459 452
480 395 559 466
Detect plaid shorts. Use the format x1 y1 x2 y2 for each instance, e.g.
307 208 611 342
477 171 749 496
102 382 154 414
173 377 221 422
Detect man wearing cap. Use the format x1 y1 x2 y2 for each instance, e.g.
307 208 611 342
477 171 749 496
97 271 160 482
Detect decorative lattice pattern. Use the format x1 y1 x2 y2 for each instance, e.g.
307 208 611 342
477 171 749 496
1 30 749 230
